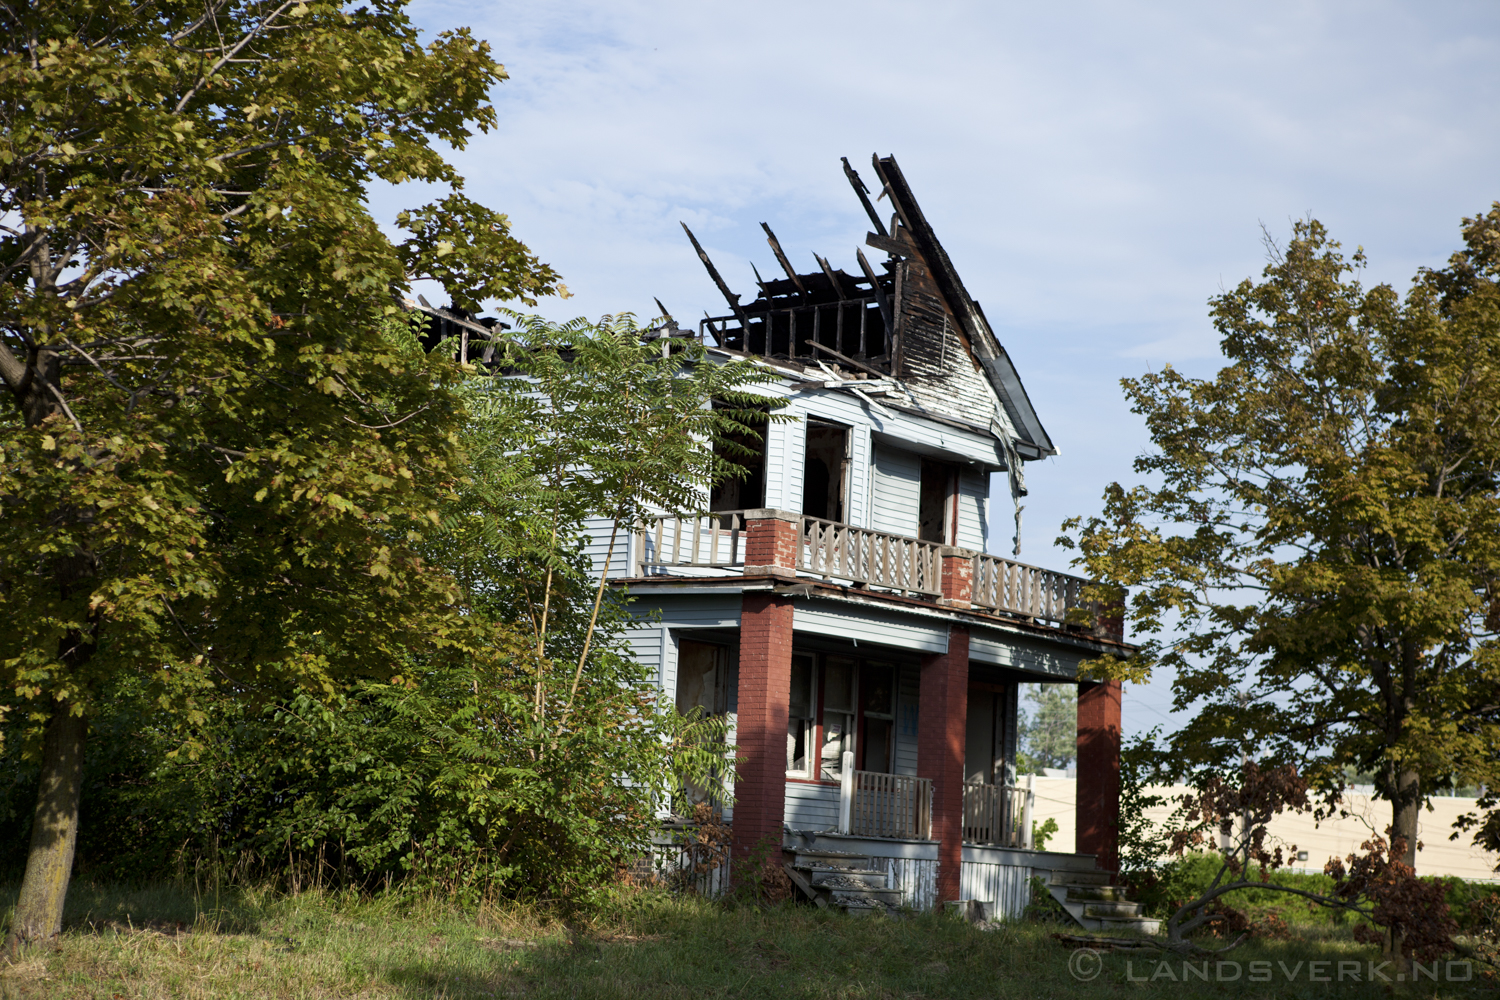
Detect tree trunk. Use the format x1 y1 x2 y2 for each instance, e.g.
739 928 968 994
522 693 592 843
1392 768 1421 871
4 707 87 953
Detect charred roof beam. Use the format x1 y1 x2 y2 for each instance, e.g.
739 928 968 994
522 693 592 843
759 223 811 305
681 222 753 330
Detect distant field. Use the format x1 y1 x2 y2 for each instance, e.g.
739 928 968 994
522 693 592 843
1028 778 1500 881
0 882 1492 999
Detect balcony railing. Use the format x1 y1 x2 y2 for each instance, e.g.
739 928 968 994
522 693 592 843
632 511 747 574
962 778 1034 849
799 517 941 597
836 752 933 840
971 553 1091 627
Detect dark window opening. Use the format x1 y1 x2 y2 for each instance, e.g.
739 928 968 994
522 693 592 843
858 662 896 773
802 421 850 522
918 458 957 543
710 403 769 513
676 639 732 811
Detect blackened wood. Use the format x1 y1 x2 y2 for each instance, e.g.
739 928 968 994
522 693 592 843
681 222 752 330
842 156 888 237
809 341 888 380
814 254 849 300
865 231 913 259
760 223 811 303
856 248 894 339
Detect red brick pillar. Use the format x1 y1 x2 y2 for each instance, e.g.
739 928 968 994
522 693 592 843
919 626 969 904
1076 680 1122 877
732 593 794 870
742 509 799 579
938 547 974 608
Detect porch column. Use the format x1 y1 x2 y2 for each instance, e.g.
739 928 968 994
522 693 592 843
918 626 969 904
1076 679 1122 877
732 593 793 866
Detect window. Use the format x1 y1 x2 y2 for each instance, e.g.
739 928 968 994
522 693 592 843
858 662 896 773
820 656 856 780
802 421 850 522
918 458 957 543
676 639 730 716
786 653 816 775
709 401 768 512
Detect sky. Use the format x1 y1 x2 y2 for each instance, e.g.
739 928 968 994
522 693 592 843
388 0 1500 739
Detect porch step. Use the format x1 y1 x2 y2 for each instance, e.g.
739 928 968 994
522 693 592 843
1035 865 1160 937
784 849 898 917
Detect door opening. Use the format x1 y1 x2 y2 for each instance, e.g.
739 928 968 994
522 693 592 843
802 421 850 522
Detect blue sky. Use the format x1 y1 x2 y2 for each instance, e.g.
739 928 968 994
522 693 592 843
389 0 1500 738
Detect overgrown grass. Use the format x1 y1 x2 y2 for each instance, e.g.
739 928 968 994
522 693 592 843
0 881 1494 999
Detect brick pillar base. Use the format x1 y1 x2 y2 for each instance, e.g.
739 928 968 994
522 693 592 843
919 626 969 904
1077 679 1122 877
732 593 794 870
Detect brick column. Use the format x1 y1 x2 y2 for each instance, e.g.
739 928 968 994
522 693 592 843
1076 679 1122 877
938 546 974 608
918 626 969 904
732 593 795 869
742 508 800 579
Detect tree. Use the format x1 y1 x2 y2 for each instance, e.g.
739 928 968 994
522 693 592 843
0 0 560 946
1062 211 1500 870
1017 683 1076 774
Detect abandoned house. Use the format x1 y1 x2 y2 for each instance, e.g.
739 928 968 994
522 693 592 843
620 155 1146 928
419 154 1146 930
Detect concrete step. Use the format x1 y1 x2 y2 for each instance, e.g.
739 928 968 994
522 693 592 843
1049 869 1111 886
787 849 872 867
1062 885 1128 902
1083 900 1144 919
829 886 903 907
1099 916 1162 935
802 868 887 888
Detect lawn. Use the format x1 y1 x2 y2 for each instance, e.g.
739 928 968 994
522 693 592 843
0 882 1493 999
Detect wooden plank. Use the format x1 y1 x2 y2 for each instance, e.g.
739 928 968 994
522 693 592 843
760 223 811 304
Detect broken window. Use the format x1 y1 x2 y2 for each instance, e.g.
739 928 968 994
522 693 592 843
858 662 897 773
918 458 957 544
676 639 732 812
802 420 850 523
820 655 856 780
786 653 816 776
710 401 768 513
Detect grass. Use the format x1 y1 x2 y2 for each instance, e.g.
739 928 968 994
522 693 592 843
0 881 1495 999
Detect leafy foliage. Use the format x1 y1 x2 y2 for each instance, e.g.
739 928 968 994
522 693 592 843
1062 211 1500 861
1016 683 1076 773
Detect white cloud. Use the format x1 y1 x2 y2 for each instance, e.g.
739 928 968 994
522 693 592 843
391 0 1500 737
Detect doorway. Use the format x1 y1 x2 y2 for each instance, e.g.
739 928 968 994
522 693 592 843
802 421 850 522
918 458 956 543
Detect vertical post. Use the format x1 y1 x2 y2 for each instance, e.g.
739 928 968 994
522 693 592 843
1076 680 1122 879
732 593 795 873
1022 774 1035 850
938 546 974 608
839 750 854 834
918 626 969 904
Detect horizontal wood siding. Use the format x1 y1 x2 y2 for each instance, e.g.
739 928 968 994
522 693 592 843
956 468 989 553
793 603 949 654
895 662 920 777
583 516 631 577
783 782 839 832
871 442 921 538
959 861 1033 921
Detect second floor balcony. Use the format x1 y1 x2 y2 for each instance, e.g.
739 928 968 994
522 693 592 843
627 508 1114 637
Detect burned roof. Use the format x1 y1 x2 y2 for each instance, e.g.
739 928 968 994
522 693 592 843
669 154 1056 463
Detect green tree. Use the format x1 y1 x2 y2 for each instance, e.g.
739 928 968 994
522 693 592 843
1016 683 1076 774
0 0 560 946
1062 212 1500 870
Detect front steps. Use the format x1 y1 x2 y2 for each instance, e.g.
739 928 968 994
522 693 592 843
783 848 901 916
1037 864 1160 935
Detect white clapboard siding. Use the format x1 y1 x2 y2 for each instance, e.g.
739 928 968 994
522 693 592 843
894 662 921 777
870 442 921 538
955 468 990 553
959 861 1033 921
583 516 632 578
784 782 840 832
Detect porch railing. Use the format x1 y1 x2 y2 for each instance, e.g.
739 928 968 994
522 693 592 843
800 517 942 597
633 512 747 575
962 777 1035 849
839 758 933 840
971 554 1091 627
